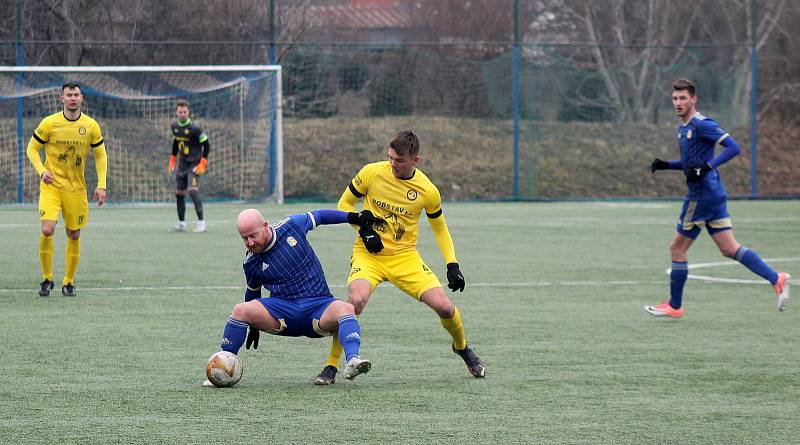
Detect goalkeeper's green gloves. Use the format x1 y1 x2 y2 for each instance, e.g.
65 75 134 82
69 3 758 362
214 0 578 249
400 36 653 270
446 263 465 292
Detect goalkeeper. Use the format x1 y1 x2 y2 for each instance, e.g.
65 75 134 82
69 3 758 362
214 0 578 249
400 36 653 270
313 130 485 385
168 100 209 233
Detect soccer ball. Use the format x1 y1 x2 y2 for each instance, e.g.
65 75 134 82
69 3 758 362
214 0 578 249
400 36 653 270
205 351 243 388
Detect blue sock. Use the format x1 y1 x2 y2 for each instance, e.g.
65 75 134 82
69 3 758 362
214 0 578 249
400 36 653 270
221 316 248 354
670 261 688 309
734 246 779 285
337 314 362 362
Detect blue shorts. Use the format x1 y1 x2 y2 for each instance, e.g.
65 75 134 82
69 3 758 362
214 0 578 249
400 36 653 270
257 296 337 338
676 197 732 240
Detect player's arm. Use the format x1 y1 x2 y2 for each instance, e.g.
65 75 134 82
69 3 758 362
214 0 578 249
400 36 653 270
169 139 179 172
685 121 741 181
427 210 457 265
708 135 740 168
26 136 46 177
90 123 108 205
425 186 464 291
429 211 466 292
26 121 51 182
307 209 384 228
243 262 262 302
337 183 361 213
193 133 210 174
242 261 262 350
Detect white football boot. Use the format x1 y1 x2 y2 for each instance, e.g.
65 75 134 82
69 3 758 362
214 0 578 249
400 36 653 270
343 356 371 380
170 221 187 232
193 220 207 233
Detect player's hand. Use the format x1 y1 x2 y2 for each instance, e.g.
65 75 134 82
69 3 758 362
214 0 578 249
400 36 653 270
193 157 208 175
347 210 386 229
358 227 383 254
651 158 669 173
168 155 176 173
93 188 106 206
446 262 465 292
246 327 260 350
685 163 712 182
40 170 54 184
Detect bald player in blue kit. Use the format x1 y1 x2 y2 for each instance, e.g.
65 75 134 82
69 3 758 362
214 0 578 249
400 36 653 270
203 208 385 386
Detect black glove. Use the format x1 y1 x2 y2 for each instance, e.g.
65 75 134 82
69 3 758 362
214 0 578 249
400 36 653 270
685 163 712 182
446 262 465 292
246 327 260 350
358 227 383 254
348 210 384 229
651 158 670 173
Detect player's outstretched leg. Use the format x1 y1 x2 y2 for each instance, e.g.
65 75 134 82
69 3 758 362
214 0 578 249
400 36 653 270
452 344 485 378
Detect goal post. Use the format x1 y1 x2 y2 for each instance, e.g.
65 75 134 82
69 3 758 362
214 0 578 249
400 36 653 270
0 65 283 204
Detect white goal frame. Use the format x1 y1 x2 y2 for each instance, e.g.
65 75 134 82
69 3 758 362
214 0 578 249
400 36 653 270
0 65 284 204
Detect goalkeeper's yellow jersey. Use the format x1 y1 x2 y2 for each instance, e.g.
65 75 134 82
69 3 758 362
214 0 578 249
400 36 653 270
26 112 107 193
342 161 445 256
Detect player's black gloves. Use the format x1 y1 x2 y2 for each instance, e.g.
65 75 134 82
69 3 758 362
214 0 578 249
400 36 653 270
359 227 383 254
651 158 670 173
348 210 381 228
246 327 259 350
446 263 465 292
685 163 712 182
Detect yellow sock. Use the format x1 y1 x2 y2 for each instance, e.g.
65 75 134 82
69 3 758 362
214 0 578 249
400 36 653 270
440 305 467 350
64 237 80 285
326 333 345 369
39 234 54 281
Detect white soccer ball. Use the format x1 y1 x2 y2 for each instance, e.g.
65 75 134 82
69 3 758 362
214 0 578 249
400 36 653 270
205 351 243 388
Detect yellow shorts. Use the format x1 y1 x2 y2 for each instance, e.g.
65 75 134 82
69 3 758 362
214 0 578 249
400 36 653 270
348 249 442 300
39 184 89 230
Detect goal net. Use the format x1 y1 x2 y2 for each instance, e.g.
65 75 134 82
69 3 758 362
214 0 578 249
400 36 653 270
0 65 283 204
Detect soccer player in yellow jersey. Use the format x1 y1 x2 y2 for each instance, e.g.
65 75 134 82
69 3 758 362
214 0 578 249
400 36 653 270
26 83 108 297
314 130 485 384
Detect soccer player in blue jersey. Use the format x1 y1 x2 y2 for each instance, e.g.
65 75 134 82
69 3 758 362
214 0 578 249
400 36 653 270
203 208 383 386
645 78 791 318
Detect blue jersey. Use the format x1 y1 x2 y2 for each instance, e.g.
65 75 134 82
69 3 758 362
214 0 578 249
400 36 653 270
678 113 730 200
242 212 333 300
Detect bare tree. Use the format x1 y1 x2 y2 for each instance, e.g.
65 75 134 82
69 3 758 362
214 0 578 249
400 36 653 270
556 0 786 123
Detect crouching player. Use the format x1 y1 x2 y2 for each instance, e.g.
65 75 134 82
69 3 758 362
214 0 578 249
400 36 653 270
203 208 385 386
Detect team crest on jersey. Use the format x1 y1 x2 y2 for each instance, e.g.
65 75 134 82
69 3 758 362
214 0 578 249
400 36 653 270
262 263 270 271
407 190 417 200
687 130 693 139
78 127 86 135
286 236 297 247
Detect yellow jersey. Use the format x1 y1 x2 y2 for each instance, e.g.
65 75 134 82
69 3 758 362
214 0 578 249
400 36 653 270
343 161 445 256
27 111 107 193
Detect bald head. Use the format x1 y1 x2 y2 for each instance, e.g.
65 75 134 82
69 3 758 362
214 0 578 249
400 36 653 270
237 208 265 233
237 208 271 252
